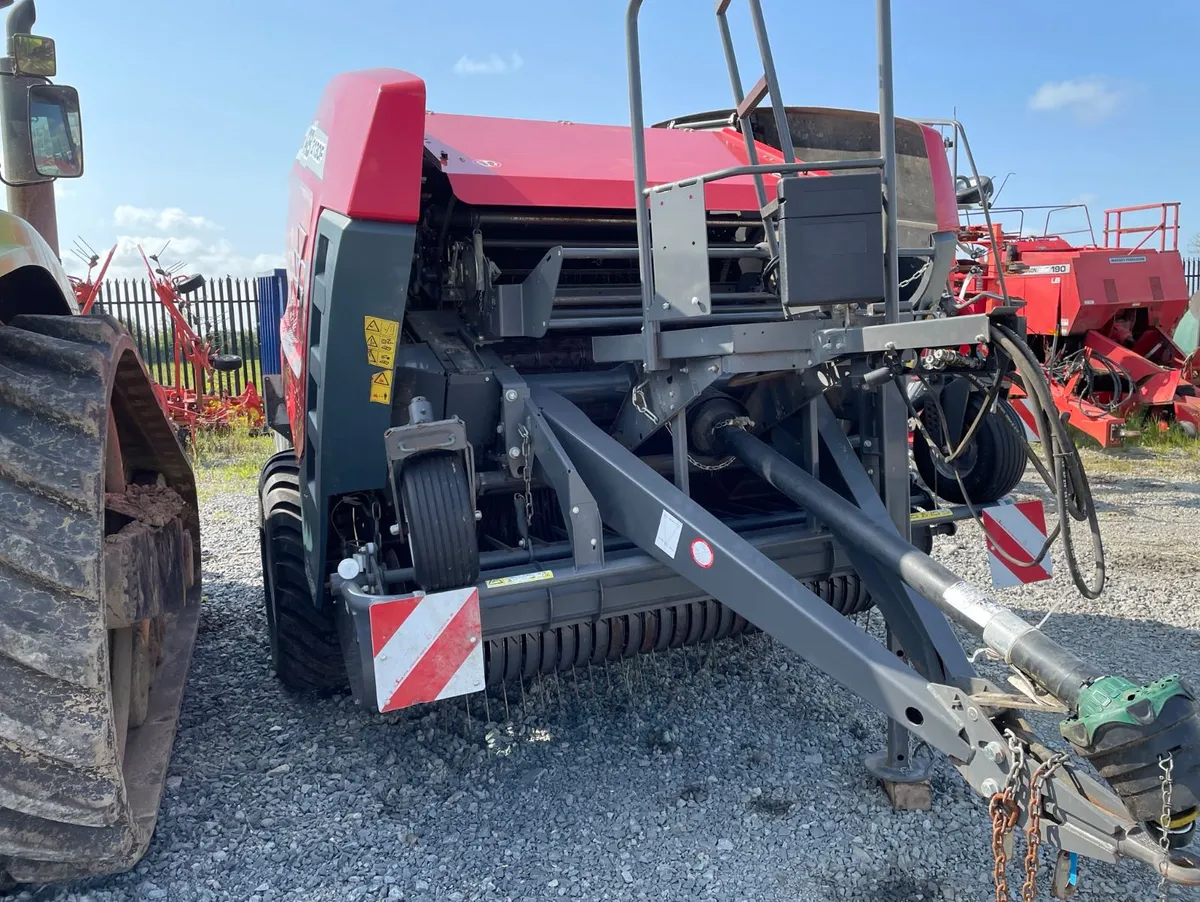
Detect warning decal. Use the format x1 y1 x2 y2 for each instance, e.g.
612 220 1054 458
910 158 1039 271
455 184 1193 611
485 570 554 589
690 538 714 569
364 315 400 369
369 370 393 405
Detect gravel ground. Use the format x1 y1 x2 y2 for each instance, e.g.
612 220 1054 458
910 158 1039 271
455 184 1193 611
11 450 1200 902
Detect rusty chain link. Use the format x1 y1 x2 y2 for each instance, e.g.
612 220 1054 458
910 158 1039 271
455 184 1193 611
1020 751 1069 902
990 732 1026 902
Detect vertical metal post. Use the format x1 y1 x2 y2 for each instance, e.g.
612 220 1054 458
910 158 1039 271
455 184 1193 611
875 0 900 324
715 8 777 257
624 0 661 372
746 0 796 165
1 0 59 257
671 409 690 496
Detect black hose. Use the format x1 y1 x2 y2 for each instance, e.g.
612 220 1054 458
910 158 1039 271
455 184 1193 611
992 322 1106 599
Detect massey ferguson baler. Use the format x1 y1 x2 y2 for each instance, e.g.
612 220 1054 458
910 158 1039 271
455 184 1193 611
256 1 1200 897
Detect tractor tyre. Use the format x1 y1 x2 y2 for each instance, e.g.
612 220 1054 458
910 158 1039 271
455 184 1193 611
0 314 200 886
913 394 1027 505
398 451 479 593
259 452 346 692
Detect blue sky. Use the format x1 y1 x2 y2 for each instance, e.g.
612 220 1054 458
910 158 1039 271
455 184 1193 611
23 0 1200 278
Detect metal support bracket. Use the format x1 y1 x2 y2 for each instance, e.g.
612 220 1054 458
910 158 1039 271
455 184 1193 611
383 411 476 513
469 246 564 340
648 183 712 321
532 385 973 761
610 360 721 450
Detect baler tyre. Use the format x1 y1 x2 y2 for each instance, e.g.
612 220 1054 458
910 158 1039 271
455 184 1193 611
913 394 1027 505
0 314 200 886
259 452 347 692
399 451 479 593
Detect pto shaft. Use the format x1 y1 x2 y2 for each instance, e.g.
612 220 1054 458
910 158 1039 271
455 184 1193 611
715 423 1104 706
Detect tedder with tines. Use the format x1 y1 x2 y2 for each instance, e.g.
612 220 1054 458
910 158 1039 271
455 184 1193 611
252 2 1200 896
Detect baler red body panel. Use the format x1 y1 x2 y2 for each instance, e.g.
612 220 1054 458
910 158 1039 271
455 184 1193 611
280 68 959 453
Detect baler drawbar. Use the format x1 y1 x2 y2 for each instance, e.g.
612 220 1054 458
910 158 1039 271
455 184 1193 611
254 0 1200 897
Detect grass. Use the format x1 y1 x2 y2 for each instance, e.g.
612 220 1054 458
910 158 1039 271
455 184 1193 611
190 427 276 496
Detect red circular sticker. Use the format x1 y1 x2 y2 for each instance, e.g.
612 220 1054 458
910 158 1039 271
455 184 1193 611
690 538 714 569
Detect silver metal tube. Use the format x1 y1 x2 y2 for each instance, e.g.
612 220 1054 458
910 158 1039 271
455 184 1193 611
876 0 900 324
624 0 660 371
649 158 884 195
716 7 777 257
746 0 796 165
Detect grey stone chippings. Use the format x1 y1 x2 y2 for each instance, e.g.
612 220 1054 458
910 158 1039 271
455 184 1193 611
16 453 1200 901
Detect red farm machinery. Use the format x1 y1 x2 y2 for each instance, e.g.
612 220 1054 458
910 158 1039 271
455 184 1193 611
934 139 1199 446
69 239 267 445
5 0 1200 896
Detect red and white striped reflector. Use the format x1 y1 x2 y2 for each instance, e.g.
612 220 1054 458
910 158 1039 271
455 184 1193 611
1008 398 1041 443
369 587 485 713
981 500 1053 588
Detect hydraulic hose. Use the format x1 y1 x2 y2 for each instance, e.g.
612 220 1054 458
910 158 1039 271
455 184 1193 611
992 322 1106 599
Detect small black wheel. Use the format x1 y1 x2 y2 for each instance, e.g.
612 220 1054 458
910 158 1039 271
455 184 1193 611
211 353 243 372
913 393 1027 505
399 451 479 592
259 452 347 691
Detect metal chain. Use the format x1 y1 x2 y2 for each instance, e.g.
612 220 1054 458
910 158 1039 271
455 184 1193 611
899 259 932 290
1158 753 1175 902
990 732 1026 902
1021 751 1069 902
517 423 533 528
629 380 739 472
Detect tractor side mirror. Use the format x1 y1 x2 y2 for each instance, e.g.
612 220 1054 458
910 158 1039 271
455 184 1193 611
10 33 55 77
28 83 82 178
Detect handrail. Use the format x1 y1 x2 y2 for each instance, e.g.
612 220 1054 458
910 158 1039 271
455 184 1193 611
627 0 904 369
1104 202 1180 253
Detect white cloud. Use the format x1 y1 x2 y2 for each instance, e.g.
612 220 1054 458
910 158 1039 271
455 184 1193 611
1067 193 1098 207
112 204 219 232
1028 77 1125 124
64 205 281 279
453 52 523 76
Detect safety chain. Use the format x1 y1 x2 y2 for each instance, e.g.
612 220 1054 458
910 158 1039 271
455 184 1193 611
1158 753 1175 901
1021 751 1069 902
898 258 932 290
517 422 533 528
629 381 741 472
989 732 1026 902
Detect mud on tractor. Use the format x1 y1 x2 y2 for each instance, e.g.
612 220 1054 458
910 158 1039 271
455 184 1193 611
5 0 1200 896
0 0 203 888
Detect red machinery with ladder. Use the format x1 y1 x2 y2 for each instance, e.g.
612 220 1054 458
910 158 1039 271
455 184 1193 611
952 201 1199 446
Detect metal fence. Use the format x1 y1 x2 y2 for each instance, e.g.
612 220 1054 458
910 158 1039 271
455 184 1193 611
1187 256 1199 295
97 277 262 396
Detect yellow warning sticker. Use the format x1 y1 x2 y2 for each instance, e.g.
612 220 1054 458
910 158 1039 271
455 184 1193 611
484 570 554 589
363 315 399 369
910 508 954 524
369 369 393 405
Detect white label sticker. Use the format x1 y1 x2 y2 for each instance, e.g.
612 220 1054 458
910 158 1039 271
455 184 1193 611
1023 263 1071 275
1109 255 1147 264
654 510 683 558
690 538 714 569
296 121 329 179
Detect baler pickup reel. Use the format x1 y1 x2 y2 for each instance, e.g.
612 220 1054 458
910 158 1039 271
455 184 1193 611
331 0 1199 894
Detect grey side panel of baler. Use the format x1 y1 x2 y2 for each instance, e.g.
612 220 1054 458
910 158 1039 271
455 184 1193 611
299 211 417 598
